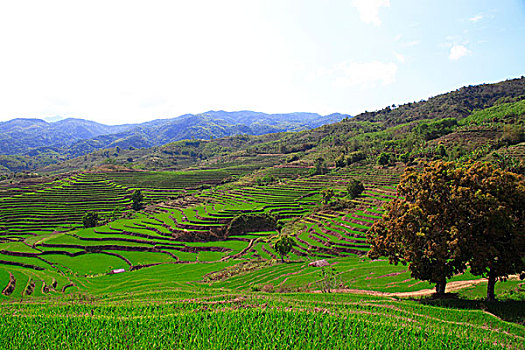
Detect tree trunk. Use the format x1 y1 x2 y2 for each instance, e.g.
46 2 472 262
487 275 496 301
435 279 446 295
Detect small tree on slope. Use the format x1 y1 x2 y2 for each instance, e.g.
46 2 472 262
131 190 144 210
82 212 100 228
273 234 295 263
347 179 365 199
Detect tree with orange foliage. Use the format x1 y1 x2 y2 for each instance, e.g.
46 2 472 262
368 161 524 299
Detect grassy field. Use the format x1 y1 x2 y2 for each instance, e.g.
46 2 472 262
1 290 523 349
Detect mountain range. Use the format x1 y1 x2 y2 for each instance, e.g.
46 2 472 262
0 111 347 158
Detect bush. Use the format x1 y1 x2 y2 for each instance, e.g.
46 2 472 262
131 190 144 210
328 198 355 210
309 157 327 176
321 188 334 204
226 213 278 236
255 175 276 185
335 154 345 168
273 234 295 262
346 151 366 165
82 212 100 228
376 152 392 166
347 180 365 199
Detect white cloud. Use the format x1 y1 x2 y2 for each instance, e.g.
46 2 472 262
352 0 390 26
394 52 405 63
333 61 397 88
403 40 420 48
449 45 471 60
469 15 484 22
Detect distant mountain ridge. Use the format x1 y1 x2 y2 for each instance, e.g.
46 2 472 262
0 111 348 157
0 118 135 155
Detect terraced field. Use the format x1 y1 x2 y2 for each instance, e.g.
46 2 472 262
0 173 133 236
0 166 523 350
0 166 404 298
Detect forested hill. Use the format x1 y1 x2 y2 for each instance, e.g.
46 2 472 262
0 118 134 155
32 77 525 175
353 76 525 126
67 111 346 158
0 111 345 157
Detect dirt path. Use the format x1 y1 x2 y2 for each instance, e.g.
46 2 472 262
315 275 521 297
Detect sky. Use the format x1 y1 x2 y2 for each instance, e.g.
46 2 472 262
0 0 524 125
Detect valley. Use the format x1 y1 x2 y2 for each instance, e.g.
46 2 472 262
0 78 524 349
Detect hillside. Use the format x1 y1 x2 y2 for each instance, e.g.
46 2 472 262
0 111 346 172
67 111 346 158
32 77 525 175
0 118 134 155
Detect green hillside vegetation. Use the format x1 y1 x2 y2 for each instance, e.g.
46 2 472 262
8 77 514 178
0 112 346 173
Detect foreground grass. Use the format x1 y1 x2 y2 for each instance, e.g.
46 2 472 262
1 291 523 349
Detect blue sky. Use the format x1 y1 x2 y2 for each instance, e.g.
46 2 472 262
0 0 523 124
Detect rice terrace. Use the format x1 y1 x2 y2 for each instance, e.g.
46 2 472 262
1 2 525 349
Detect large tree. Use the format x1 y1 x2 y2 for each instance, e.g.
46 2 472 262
459 162 525 300
368 161 525 298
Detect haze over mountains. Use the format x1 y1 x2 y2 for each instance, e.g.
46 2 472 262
0 111 347 157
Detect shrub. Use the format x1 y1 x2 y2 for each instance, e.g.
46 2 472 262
226 213 278 236
82 212 100 228
346 151 366 165
131 190 144 210
376 152 391 166
346 180 365 199
273 234 295 262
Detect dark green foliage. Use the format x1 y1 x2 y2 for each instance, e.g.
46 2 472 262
82 212 100 228
335 154 345 168
273 234 295 262
491 152 525 175
414 118 458 141
226 213 278 236
354 77 525 127
346 180 365 199
346 151 366 165
131 190 144 210
376 152 392 166
309 157 327 176
501 124 525 145
321 188 334 204
327 198 355 210
398 152 411 165
286 153 300 163
435 144 447 158
255 174 276 185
